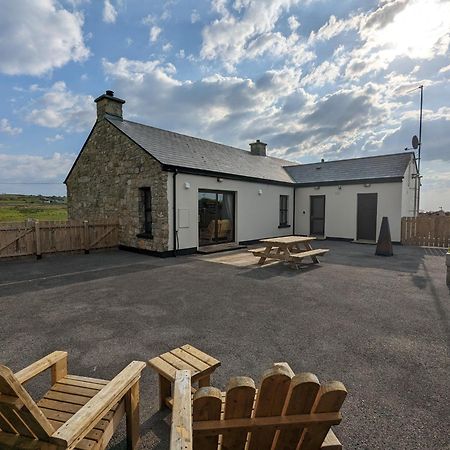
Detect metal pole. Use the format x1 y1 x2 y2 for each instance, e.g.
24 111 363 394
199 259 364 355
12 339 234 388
417 85 423 214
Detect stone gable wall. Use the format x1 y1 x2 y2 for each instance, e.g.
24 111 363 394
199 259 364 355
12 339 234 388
66 120 169 252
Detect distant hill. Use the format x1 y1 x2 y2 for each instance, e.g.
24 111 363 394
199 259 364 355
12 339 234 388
0 194 67 222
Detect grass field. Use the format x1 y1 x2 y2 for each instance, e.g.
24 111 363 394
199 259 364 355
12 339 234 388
0 194 67 222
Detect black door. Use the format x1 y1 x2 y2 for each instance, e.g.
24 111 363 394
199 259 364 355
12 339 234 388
357 193 377 241
310 195 325 236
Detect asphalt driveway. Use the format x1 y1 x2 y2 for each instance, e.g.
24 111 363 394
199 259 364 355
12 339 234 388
0 241 448 449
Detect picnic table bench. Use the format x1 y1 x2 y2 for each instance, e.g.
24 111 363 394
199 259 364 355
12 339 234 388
250 236 329 267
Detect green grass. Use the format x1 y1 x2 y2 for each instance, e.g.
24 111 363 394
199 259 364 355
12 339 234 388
0 194 67 222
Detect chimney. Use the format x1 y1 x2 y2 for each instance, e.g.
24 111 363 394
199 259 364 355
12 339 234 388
249 139 267 156
94 90 125 120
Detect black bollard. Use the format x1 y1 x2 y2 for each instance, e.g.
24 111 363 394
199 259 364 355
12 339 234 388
375 216 393 256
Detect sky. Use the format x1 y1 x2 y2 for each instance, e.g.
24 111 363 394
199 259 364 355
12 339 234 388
0 0 449 210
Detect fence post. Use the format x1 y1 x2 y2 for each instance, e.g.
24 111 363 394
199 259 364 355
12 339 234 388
446 249 450 286
35 220 42 260
84 220 90 254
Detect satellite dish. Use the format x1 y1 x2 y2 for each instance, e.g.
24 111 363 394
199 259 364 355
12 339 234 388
412 135 419 149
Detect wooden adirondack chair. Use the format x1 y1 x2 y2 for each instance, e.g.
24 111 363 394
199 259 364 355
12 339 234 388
170 363 347 450
0 351 146 450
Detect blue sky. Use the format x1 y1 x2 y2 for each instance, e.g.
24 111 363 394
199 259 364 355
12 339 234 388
0 0 449 210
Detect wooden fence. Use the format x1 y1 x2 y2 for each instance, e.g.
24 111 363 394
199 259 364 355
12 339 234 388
401 216 450 248
0 220 119 259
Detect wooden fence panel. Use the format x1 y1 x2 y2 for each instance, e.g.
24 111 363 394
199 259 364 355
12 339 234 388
401 216 450 248
0 220 119 259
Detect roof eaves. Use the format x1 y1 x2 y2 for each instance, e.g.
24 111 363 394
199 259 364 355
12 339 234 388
162 164 295 186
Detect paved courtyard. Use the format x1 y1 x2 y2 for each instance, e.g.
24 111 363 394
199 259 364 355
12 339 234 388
0 241 448 449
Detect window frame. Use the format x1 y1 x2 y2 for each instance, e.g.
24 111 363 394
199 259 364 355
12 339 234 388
137 186 153 239
279 194 289 228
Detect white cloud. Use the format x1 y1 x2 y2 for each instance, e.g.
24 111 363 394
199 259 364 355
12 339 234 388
26 82 95 132
288 15 300 31
308 14 362 44
191 10 200 24
45 134 64 142
0 0 89 76
162 42 173 52
103 0 117 23
200 0 312 71
0 118 22 136
0 152 74 183
150 26 162 43
346 0 450 78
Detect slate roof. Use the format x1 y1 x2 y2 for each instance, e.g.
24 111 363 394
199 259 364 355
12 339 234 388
285 153 414 185
107 116 295 184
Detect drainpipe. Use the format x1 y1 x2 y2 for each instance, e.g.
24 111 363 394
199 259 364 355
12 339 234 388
293 187 296 235
172 170 178 256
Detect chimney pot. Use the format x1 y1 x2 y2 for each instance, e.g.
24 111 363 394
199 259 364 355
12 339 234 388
94 90 125 120
250 139 267 156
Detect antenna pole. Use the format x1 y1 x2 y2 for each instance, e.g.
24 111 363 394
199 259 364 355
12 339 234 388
417 85 423 214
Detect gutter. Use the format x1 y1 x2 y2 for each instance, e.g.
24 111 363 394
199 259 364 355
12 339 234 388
293 187 296 235
172 170 178 256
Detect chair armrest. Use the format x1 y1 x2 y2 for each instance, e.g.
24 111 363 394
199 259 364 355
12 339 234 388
15 351 68 384
51 360 146 449
170 370 193 450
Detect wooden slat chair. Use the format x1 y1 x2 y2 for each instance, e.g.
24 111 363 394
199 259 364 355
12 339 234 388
170 363 347 450
0 351 146 450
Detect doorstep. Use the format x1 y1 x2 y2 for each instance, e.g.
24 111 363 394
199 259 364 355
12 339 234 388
197 242 246 254
352 239 377 245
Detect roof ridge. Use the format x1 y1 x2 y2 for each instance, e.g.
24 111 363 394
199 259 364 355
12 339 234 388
109 117 293 164
287 151 413 168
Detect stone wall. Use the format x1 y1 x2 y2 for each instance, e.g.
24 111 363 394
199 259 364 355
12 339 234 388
66 119 169 252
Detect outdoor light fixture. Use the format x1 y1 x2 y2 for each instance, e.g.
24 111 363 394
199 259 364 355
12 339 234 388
258 189 263 195
184 182 190 189
338 185 342 190
364 183 371 187
314 186 320 190
217 177 223 182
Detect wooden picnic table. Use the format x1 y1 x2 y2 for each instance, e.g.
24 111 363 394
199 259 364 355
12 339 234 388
250 235 329 267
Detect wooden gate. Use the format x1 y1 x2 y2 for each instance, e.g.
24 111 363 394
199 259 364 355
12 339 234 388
401 216 450 248
0 220 119 258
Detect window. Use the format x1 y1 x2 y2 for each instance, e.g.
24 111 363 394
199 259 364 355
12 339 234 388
139 187 152 237
279 195 289 227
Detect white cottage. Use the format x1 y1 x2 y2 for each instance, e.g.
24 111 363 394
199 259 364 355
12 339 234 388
66 91 417 255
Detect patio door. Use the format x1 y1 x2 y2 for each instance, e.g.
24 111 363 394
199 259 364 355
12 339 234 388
310 195 325 236
357 193 377 241
198 190 235 246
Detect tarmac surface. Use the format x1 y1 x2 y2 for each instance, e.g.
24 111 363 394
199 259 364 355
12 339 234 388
0 241 448 449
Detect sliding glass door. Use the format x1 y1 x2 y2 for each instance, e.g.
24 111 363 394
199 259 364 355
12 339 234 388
198 190 235 246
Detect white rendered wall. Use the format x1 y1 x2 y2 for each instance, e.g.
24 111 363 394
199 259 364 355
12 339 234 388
294 182 404 242
401 159 418 217
167 172 295 250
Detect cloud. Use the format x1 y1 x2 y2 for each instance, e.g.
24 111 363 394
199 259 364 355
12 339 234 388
150 26 162 43
308 14 362 44
346 0 450 78
200 0 313 71
0 152 74 183
287 15 300 31
191 10 200 24
0 0 89 76
0 118 22 136
26 82 95 132
45 134 64 142
103 0 117 23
